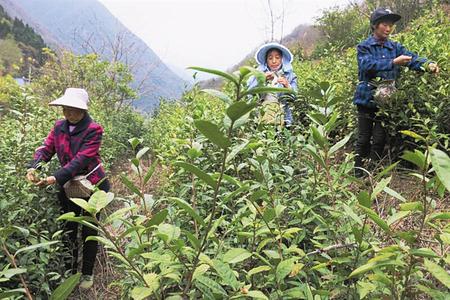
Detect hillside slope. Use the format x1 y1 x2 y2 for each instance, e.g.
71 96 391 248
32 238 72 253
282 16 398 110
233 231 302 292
0 0 186 111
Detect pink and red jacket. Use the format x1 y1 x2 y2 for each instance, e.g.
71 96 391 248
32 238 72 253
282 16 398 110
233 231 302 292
31 114 106 186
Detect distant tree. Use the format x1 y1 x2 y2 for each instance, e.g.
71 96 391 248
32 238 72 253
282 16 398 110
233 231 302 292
365 0 436 31
0 38 22 75
315 4 369 55
33 50 137 113
0 18 12 39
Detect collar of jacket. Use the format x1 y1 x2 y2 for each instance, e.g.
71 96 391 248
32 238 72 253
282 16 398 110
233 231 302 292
61 113 92 135
368 36 394 50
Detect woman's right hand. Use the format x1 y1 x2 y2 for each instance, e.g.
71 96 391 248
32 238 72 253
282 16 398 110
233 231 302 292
26 168 39 183
393 55 412 65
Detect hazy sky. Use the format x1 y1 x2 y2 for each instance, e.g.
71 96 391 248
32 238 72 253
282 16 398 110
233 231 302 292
97 0 349 77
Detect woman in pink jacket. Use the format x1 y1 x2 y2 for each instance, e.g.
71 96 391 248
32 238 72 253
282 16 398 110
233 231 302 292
26 88 109 289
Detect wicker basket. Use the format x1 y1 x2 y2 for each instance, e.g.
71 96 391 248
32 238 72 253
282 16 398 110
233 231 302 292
63 164 101 198
63 176 94 198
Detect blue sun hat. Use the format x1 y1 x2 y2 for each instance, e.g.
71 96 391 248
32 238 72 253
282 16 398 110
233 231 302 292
255 42 293 66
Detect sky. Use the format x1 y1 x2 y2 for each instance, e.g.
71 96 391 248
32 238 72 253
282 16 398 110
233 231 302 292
97 0 349 78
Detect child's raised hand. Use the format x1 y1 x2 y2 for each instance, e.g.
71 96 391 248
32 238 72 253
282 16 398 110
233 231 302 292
265 71 275 81
277 77 289 88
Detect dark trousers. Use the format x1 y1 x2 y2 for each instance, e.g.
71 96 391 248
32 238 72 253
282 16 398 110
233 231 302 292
355 106 387 169
58 179 110 275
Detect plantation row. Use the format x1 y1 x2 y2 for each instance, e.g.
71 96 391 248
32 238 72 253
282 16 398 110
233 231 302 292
1 5 449 300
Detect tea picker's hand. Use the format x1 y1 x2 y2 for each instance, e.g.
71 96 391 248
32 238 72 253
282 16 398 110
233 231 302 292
393 55 412 65
277 77 289 88
428 62 439 74
36 176 56 187
265 71 275 81
26 168 39 183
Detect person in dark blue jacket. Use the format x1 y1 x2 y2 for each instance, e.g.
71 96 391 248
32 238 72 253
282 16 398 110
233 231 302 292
353 8 439 177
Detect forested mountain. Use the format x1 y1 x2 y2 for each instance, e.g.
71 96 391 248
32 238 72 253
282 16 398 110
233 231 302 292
0 5 46 77
0 0 186 111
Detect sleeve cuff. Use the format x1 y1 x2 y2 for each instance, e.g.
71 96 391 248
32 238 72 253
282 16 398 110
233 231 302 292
54 169 70 186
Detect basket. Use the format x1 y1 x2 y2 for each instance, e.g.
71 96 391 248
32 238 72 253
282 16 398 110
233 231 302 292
63 164 101 198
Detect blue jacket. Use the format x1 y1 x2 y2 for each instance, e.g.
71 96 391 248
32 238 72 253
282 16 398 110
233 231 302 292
247 63 298 92
247 63 298 124
354 36 428 108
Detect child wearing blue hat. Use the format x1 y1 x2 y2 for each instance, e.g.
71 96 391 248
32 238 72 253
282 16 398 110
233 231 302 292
248 42 298 128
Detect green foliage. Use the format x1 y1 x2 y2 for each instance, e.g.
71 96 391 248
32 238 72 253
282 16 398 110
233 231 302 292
0 52 145 297
1 4 448 300
314 5 369 57
0 38 22 75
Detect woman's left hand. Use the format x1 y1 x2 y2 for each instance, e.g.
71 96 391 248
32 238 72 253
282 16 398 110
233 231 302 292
277 77 289 88
37 176 56 187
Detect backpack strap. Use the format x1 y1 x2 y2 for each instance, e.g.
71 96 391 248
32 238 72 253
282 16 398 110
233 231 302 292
83 164 102 179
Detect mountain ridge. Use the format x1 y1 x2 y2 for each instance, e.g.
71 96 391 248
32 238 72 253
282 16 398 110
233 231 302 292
0 0 186 111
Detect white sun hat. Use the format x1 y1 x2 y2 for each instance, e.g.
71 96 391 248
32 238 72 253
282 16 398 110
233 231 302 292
255 42 293 65
49 88 89 110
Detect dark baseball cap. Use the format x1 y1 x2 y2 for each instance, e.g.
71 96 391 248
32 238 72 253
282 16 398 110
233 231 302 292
370 8 401 25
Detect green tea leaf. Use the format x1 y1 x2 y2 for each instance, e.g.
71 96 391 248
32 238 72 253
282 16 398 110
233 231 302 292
131 287 154 300
70 198 96 215
383 186 406 202
145 209 168 227
85 236 115 249
424 259 450 288
276 258 297 282
136 147 150 160
0 268 27 279
247 290 269 299
50 273 81 300
157 223 181 243
143 159 159 185
194 120 231 149
195 275 227 296
357 191 371 208
371 177 391 200
226 101 257 122
15 241 58 255
430 148 450 193
247 265 271 277
329 134 351 155
192 264 210 281
310 126 327 148
174 161 217 189
401 150 427 170
212 259 240 291
168 197 205 227
358 205 390 233
0 289 26 299
88 191 113 213
188 67 238 85
120 174 143 198
400 130 425 141
223 248 252 264
387 211 410 226
201 89 233 104
409 248 438 258
399 201 423 212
